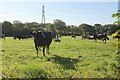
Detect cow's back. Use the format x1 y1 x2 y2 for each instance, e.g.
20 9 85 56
43 32 52 45
34 32 52 46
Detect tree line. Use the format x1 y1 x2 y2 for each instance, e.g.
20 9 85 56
1 19 120 36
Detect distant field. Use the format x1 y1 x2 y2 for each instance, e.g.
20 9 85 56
1 36 119 78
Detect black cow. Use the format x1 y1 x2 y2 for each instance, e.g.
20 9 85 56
71 35 76 38
13 35 31 40
31 31 52 57
53 34 61 39
53 34 61 42
54 39 61 42
93 34 109 43
114 35 120 38
0 34 5 40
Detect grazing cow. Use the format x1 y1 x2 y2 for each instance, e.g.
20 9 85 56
31 31 52 57
114 35 120 38
13 35 31 40
81 33 93 40
54 39 61 42
87 36 94 40
71 35 76 38
93 33 109 43
53 34 61 39
53 34 61 42
0 34 5 40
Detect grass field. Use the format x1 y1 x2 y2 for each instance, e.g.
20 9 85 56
1 36 119 78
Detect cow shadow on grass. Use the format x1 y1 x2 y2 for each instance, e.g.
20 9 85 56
50 55 79 70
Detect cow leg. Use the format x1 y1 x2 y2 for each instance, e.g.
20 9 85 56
102 38 104 43
105 39 106 43
104 38 106 43
43 46 45 56
46 46 49 55
102 39 104 43
102 38 106 44
95 38 97 42
95 39 97 42
35 45 38 57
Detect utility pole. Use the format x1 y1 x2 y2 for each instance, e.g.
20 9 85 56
41 5 45 28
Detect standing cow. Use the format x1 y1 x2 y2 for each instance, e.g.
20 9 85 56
71 35 76 38
31 31 52 57
93 33 109 43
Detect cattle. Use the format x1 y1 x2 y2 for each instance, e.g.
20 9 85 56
13 35 31 40
53 34 61 39
53 34 61 42
114 35 120 38
87 36 94 40
81 33 94 40
31 31 52 57
93 33 109 43
54 39 61 42
71 35 76 38
0 34 5 40
55 35 59 39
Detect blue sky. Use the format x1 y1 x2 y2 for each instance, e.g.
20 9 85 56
0 2 118 25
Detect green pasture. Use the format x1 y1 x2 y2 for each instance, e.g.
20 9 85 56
1 36 119 78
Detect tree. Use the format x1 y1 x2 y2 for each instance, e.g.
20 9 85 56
53 19 66 34
103 24 119 35
78 23 95 35
68 25 79 34
111 10 120 35
94 24 103 34
65 25 71 34
46 23 56 33
13 20 25 35
112 10 120 25
24 22 41 31
2 21 13 36
112 9 120 77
